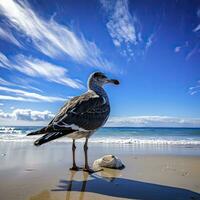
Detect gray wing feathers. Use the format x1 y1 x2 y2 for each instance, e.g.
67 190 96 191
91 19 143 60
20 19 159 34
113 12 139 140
30 91 110 145
53 92 110 130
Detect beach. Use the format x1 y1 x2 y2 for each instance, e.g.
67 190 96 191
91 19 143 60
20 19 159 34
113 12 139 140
0 139 200 200
0 0 199 199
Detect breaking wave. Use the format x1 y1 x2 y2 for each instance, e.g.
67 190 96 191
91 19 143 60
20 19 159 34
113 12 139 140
0 126 200 146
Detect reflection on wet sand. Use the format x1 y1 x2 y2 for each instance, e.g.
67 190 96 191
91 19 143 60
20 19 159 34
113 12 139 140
52 169 200 200
52 169 121 200
64 169 121 199
65 171 89 200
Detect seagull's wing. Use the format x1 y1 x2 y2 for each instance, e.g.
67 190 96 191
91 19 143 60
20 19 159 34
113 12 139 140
28 96 86 136
33 91 110 146
51 91 110 131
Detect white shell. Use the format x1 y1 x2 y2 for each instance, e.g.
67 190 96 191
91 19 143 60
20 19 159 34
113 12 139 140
93 155 124 170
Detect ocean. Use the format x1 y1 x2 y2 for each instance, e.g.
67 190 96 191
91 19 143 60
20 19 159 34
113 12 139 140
0 126 200 156
0 126 200 145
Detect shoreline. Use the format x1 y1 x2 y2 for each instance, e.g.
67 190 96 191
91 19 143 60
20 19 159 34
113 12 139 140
1 140 200 157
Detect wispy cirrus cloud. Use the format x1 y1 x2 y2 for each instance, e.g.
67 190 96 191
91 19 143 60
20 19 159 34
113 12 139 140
0 0 113 70
106 116 200 127
185 44 200 61
0 86 66 102
0 77 16 86
0 95 41 102
189 80 200 95
14 55 83 89
0 27 22 47
181 8 200 60
0 53 82 89
145 33 156 53
100 0 138 58
0 108 54 121
0 77 42 92
174 40 199 61
0 52 11 68
100 0 157 60
193 24 200 32
193 8 200 32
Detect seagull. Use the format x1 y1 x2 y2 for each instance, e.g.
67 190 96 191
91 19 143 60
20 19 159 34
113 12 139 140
27 72 119 172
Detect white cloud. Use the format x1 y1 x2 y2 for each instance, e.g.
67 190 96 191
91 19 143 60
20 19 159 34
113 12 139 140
0 52 11 68
14 55 83 89
100 0 156 59
189 80 200 95
0 103 4 106
0 0 112 70
0 95 39 102
0 26 22 47
0 77 42 92
0 53 82 89
0 108 54 121
173 41 199 60
0 77 14 86
101 0 137 56
0 86 66 102
193 24 200 32
106 1 137 45
0 110 11 118
1 111 199 127
186 44 199 60
106 116 200 127
100 0 115 12
174 46 181 53
145 33 156 53
193 8 200 32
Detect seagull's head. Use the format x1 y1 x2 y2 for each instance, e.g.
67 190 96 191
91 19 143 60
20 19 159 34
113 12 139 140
88 72 120 88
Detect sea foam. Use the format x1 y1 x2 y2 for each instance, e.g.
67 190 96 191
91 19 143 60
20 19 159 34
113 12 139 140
0 126 200 146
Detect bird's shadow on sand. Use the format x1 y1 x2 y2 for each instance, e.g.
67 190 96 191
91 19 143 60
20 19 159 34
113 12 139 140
52 170 200 200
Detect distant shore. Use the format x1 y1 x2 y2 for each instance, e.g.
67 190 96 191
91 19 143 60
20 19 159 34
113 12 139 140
0 141 200 200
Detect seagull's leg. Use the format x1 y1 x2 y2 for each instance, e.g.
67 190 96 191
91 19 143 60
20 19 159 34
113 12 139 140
70 139 79 171
83 138 94 173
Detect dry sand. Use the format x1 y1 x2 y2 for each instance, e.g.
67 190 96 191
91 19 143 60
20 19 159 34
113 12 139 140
0 141 200 200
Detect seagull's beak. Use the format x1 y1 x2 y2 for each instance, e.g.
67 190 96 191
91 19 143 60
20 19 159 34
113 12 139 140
106 79 120 85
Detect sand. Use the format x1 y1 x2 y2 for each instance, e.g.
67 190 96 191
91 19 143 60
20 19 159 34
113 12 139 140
0 141 200 200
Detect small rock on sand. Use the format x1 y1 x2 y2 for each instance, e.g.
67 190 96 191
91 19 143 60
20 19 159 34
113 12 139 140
93 155 125 170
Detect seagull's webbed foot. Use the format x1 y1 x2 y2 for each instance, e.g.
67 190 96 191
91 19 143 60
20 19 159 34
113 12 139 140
70 166 81 171
83 167 103 174
83 167 95 173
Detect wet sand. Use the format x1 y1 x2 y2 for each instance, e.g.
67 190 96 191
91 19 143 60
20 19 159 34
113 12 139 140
0 141 200 200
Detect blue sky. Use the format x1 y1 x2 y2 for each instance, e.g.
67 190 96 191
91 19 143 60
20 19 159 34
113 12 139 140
0 0 200 127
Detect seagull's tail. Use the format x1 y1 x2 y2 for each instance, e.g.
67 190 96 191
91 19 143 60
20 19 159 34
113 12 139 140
27 126 52 136
27 128 45 136
34 129 74 146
